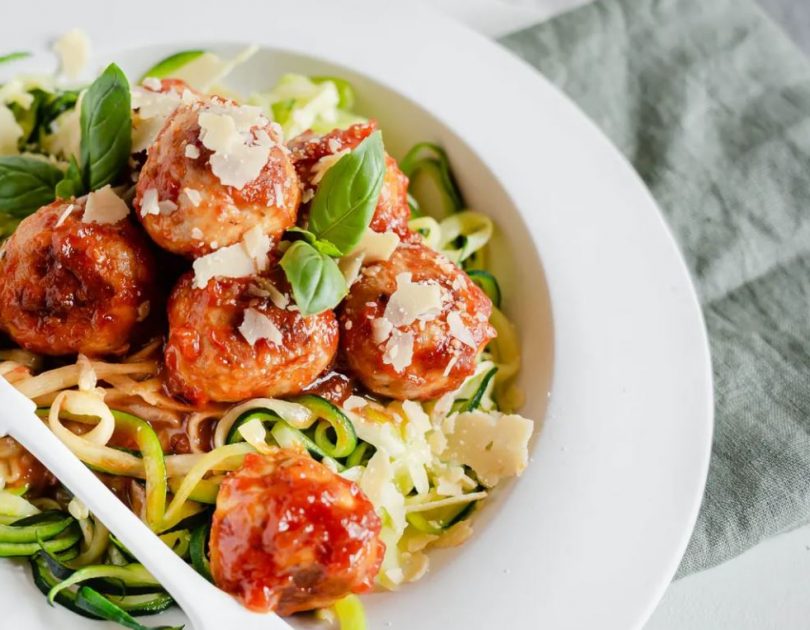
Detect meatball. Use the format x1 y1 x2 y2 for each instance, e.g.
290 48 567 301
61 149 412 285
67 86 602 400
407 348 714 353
0 200 157 356
134 98 301 258
340 242 496 400
289 122 411 238
164 271 338 405
210 450 384 615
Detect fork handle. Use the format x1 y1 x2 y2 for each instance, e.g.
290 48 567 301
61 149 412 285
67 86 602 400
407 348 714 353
0 379 289 630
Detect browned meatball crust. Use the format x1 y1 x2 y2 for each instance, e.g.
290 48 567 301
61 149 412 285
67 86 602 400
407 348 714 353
288 121 411 238
339 241 496 400
164 271 338 405
0 200 158 356
134 99 301 258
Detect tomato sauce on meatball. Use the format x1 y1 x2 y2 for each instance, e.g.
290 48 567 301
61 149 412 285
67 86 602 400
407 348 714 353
0 199 158 356
339 241 496 400
164 271 338 405
210 450 384 615
134 98 301 258
289 121 411 238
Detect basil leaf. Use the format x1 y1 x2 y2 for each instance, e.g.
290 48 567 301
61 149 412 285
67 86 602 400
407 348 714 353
0 156 62 218
284 227 343 257
55 156 84 200
139 50 205 82
280 241 348 316
308 131 385 254
0 52 30 65
80 63 131 191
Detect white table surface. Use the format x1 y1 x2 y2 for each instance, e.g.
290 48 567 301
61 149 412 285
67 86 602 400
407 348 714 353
424 0 810 628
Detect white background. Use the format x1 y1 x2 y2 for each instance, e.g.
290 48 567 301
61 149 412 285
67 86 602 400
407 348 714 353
423 0 810 628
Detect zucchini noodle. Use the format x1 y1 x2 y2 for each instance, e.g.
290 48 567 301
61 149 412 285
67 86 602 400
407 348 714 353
0 52 538 628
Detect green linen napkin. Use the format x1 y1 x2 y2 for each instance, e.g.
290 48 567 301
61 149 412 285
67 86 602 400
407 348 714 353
500 0 810 576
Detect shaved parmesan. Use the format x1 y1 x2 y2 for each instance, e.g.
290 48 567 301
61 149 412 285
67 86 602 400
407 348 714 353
338 251 365 287
347 229 400 263
53 29 90 80
0 105 22 154
383 272 442 328
171 46 257 93
198 103 273 189
241 225 270 272
184 143 200 159
191 229 272 289
447 311 477 349
311 148 349 185
239 308 283 346
142 76 162 91
372 318 394 344
182 187 202 207
82 186 129 224
192 244 255 289
55 204 75 228
139 188 159 216
131 87 184 153
383 329 414 372
442 411 534 487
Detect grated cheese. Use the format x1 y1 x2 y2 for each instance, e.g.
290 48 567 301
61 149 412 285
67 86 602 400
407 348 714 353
238 307 283 346
184 144 200 159
82 186 129 224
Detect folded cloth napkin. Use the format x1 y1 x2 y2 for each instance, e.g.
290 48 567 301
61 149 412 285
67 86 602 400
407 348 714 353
500 0 810 576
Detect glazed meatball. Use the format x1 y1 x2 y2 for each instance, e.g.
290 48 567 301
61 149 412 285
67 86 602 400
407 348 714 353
0 199 157 356
340 242 496 400
289 122 412 238
210 450 384 615
164 271 338 405
134 98 301 258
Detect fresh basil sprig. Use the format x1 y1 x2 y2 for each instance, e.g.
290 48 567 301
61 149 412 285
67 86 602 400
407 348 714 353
279 131 386 315
80 63 131 191
280 241 348 316
285 226 343 257
0 156 62 218
307 130 385 254
55 156 85 200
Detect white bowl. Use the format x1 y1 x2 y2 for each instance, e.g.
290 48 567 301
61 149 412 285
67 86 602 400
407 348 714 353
0 2 713 629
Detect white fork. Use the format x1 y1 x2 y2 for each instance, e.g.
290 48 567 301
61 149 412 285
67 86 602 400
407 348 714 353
0 377 291 630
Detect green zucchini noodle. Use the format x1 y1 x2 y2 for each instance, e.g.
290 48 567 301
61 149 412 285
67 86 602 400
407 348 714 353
0 46 538 630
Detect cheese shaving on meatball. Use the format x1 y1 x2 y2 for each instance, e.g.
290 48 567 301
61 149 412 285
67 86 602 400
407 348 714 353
197 101 277 190
383 272 442 327
82 186 129 224
239 308 283 347
191 226 271 289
